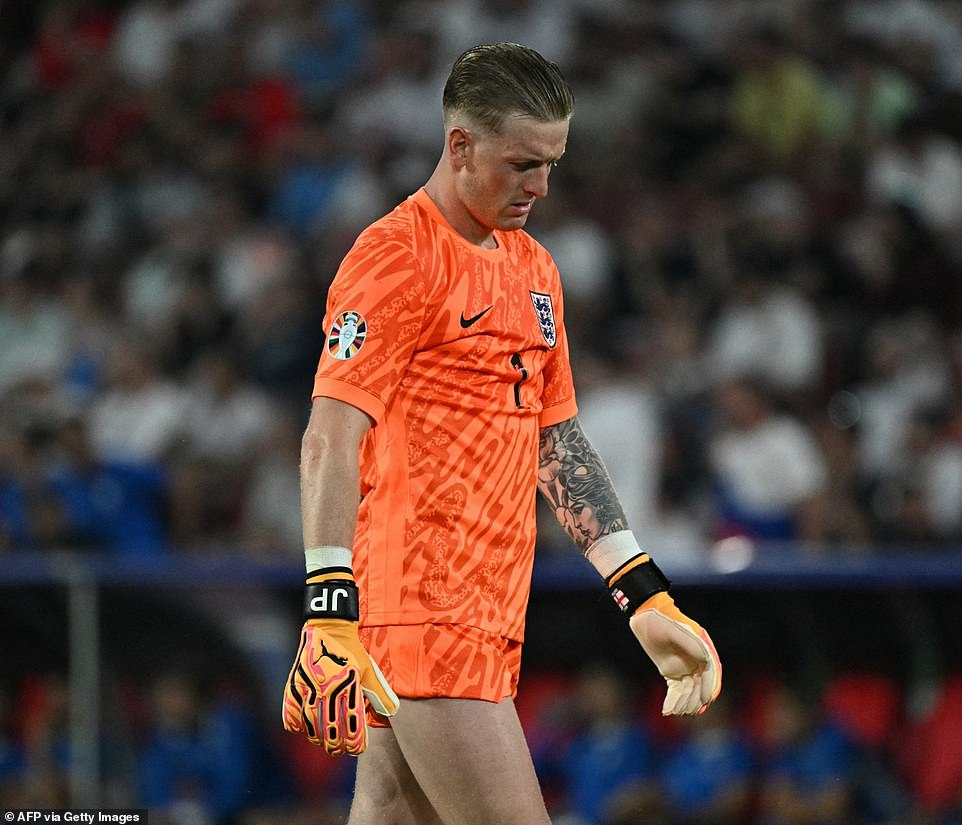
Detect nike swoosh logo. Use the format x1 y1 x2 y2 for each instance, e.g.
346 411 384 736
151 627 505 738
459 305 493 328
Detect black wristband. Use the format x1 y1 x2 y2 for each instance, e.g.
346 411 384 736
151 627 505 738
304 579 359 621
606 558 671 615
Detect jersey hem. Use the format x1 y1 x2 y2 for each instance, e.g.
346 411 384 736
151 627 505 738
538 396 578 428
312 376 386 423
361 613 525 644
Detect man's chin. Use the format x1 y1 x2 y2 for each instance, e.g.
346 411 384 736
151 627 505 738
499 214 530 232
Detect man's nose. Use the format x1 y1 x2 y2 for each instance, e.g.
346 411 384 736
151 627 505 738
524 166 550 199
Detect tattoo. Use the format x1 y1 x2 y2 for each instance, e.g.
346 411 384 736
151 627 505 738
537 416 629 552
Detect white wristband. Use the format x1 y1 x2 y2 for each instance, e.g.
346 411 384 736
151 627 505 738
585 531 645 579
305 546 353 574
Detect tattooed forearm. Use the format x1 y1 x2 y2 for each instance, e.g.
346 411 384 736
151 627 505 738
537 416 629 553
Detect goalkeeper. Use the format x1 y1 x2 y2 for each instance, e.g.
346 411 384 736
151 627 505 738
283 42 721 825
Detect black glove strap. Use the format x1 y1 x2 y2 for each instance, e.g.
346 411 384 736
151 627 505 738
606 558 671 615
304 579 360 621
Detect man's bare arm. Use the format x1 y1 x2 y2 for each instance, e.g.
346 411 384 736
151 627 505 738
300 396 372 550
537 415 629 553
538 415 722 717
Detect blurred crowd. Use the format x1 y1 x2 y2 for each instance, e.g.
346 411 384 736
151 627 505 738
5 2 962 821
3 0 962 558
3 665 962 825
522 665 962 825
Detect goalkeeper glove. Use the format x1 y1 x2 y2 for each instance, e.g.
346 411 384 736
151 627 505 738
598 541 722 716
282 566 399 756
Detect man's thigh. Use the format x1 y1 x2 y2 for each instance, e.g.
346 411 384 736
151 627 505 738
348 724 444 825
352 696 551 825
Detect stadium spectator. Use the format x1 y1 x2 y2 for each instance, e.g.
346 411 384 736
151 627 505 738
893 404 962 543
87 337 188 463
241 412 304 554
17 675 72 808
820 36 920 154
2 0 962 815
705 268 823 398
556 665 661 825
754 681 856 825
809 413 873 546
279 0 371 105
3 0 959 563
48 415 168 555
180 349 276 464
0 263 70 396
852 315 952 487
728 26 831 166
0 422 70 552
111 0 189 90
139 672 260 825
659 693 754 825
709 376 828 542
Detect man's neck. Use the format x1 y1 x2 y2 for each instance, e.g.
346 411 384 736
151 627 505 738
423 171 497 249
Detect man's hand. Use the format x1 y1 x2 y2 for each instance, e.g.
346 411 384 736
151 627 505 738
283 572 399 756
601 550 721 717
630 591 721 716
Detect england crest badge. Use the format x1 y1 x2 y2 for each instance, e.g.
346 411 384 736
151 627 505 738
529 291 557 348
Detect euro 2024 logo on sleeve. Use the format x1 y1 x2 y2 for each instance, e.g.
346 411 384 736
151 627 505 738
529 291 556 348
328 310 367 360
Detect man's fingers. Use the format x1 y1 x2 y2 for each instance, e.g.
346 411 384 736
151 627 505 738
664 674 694 715
631 601 723 716
361 654 400 717
321 671 365 755
282 702 302 733
284 620 399 756
695 626 723 710
699 669 714 707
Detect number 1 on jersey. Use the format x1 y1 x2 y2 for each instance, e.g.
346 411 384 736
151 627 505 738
511 352 528 409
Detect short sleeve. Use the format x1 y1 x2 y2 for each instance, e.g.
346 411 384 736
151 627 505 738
313 233 426 424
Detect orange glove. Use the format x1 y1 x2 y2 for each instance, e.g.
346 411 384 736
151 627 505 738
282 570 399 756
607 554 722 716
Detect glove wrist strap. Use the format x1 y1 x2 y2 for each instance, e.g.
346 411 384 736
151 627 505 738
304 577 359 621
606 555 671 616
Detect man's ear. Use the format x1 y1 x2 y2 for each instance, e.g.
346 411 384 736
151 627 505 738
447 126 471 170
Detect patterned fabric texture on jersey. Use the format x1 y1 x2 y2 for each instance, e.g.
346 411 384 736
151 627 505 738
313 188 577 641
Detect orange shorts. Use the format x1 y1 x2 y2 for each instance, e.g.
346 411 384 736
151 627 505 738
359 624 523 728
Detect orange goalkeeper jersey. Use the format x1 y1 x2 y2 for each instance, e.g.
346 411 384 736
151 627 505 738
313 188 577 641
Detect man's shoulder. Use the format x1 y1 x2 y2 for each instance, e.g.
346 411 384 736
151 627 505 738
353 196 420 248
349 193 451 266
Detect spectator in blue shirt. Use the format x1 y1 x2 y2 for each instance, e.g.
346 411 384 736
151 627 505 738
756 681 855 825
47 417 167 556
558 665 660 825
140 673 257 825
0 424 70 552
660 693 753 825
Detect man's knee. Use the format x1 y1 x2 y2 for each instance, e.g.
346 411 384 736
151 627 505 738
347 729 442 825
349 748 403 819
349 773 439 825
